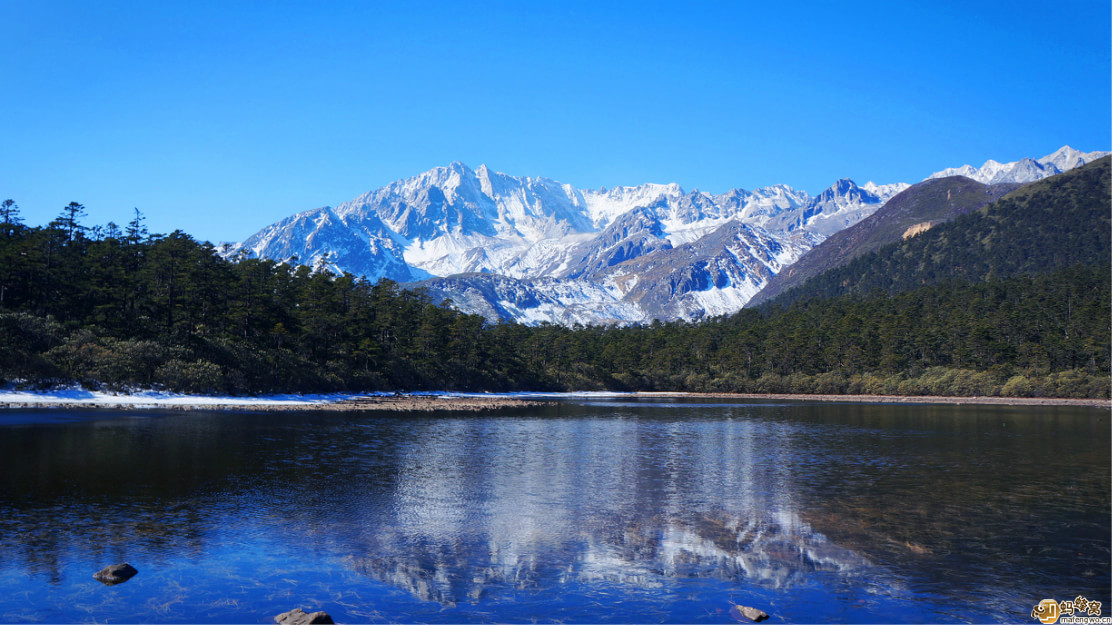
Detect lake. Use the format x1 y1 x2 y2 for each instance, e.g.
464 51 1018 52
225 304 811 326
0 397 1107 623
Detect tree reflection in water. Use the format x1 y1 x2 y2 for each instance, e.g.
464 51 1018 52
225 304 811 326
0 402 1105 623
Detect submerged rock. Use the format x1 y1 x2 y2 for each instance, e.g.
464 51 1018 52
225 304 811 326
93 563 138 585
729 604 770 622
275 608 335 624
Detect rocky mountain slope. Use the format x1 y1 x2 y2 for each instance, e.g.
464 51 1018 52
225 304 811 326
229 146 1106 325
758 155 1111 307
746 177 1020 307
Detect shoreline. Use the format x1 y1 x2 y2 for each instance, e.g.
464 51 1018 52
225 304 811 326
0 393 552 412
633 391 1111 408
0 389 1107 411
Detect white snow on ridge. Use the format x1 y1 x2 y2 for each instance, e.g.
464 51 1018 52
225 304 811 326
732 184 813 221
581 183 684 228
688 283 764 318
661 215 735 246
505 278 648 326
862 181 911 199
927 145 1109 185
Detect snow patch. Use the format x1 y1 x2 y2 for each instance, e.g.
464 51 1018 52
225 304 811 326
0 388 365 408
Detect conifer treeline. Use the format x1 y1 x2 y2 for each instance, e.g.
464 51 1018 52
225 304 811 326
509 266 1109 397
0 199 1107 397
0 205 535 392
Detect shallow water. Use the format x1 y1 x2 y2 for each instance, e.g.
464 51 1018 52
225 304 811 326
0 398 1107 623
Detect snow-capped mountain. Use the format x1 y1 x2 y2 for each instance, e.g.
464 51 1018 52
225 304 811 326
235 206 427 283
411 273 646 327
590 221 821 321
927 146 1109 185
758 178 908 237
228 146 1103 325
228 164 882 324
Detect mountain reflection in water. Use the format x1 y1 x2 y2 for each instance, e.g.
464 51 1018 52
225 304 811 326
350 510 871 606
0 401 1106 623
336 414 873 606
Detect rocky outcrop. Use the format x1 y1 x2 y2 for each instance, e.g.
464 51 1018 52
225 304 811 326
275 607 335 624
901 222 933 239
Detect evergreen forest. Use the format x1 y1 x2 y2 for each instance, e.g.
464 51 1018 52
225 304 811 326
0 158 1108 399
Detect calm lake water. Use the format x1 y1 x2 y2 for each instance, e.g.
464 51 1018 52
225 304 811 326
0 398 1107 623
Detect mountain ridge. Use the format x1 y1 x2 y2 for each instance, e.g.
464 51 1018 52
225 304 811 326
759 155 1111 308
745 177 1021 307
229 146 1107 325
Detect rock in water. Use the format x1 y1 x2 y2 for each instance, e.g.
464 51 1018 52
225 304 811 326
729 604 770 622
275 608 335 624
93 563 138 585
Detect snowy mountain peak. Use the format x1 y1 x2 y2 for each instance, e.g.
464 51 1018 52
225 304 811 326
758 183 806 196
408 161 475 192
581 182 686 227
828 178 864 197
230 147 1106 326
927 146 1109 185
862 181 911 200
592 182 685 201
476 163 494 196
1038 145 1108 171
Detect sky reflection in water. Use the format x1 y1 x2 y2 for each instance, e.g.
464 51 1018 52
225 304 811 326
0 399 1106 623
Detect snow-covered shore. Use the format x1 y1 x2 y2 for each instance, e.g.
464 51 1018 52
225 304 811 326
0 387 1104 411
0 388 361 409
0 388 557 411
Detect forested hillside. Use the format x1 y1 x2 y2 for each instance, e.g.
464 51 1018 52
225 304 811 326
0 155 1108 399
497 265 1108 397
765 156 1111 307
0 205 536 393
747 176 1018 306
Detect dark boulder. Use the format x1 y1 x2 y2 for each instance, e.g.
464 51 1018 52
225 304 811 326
93 563 138 585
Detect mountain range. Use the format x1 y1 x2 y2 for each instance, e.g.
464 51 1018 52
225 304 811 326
228 146 1107 325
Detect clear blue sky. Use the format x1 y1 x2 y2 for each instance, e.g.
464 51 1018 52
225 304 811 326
2 1 1108 243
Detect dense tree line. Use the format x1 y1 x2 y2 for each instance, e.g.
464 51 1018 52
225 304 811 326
0 203 538 393
496 265 1109 397
0 193 1107 398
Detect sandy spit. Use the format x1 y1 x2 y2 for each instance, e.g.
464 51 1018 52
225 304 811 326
634 392 1111 409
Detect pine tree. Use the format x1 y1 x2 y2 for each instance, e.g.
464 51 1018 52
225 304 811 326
125 208 148 244
55 201 87 242
0 199 22 237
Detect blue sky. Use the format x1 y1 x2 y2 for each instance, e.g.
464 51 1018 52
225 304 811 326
1 1 1109 243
